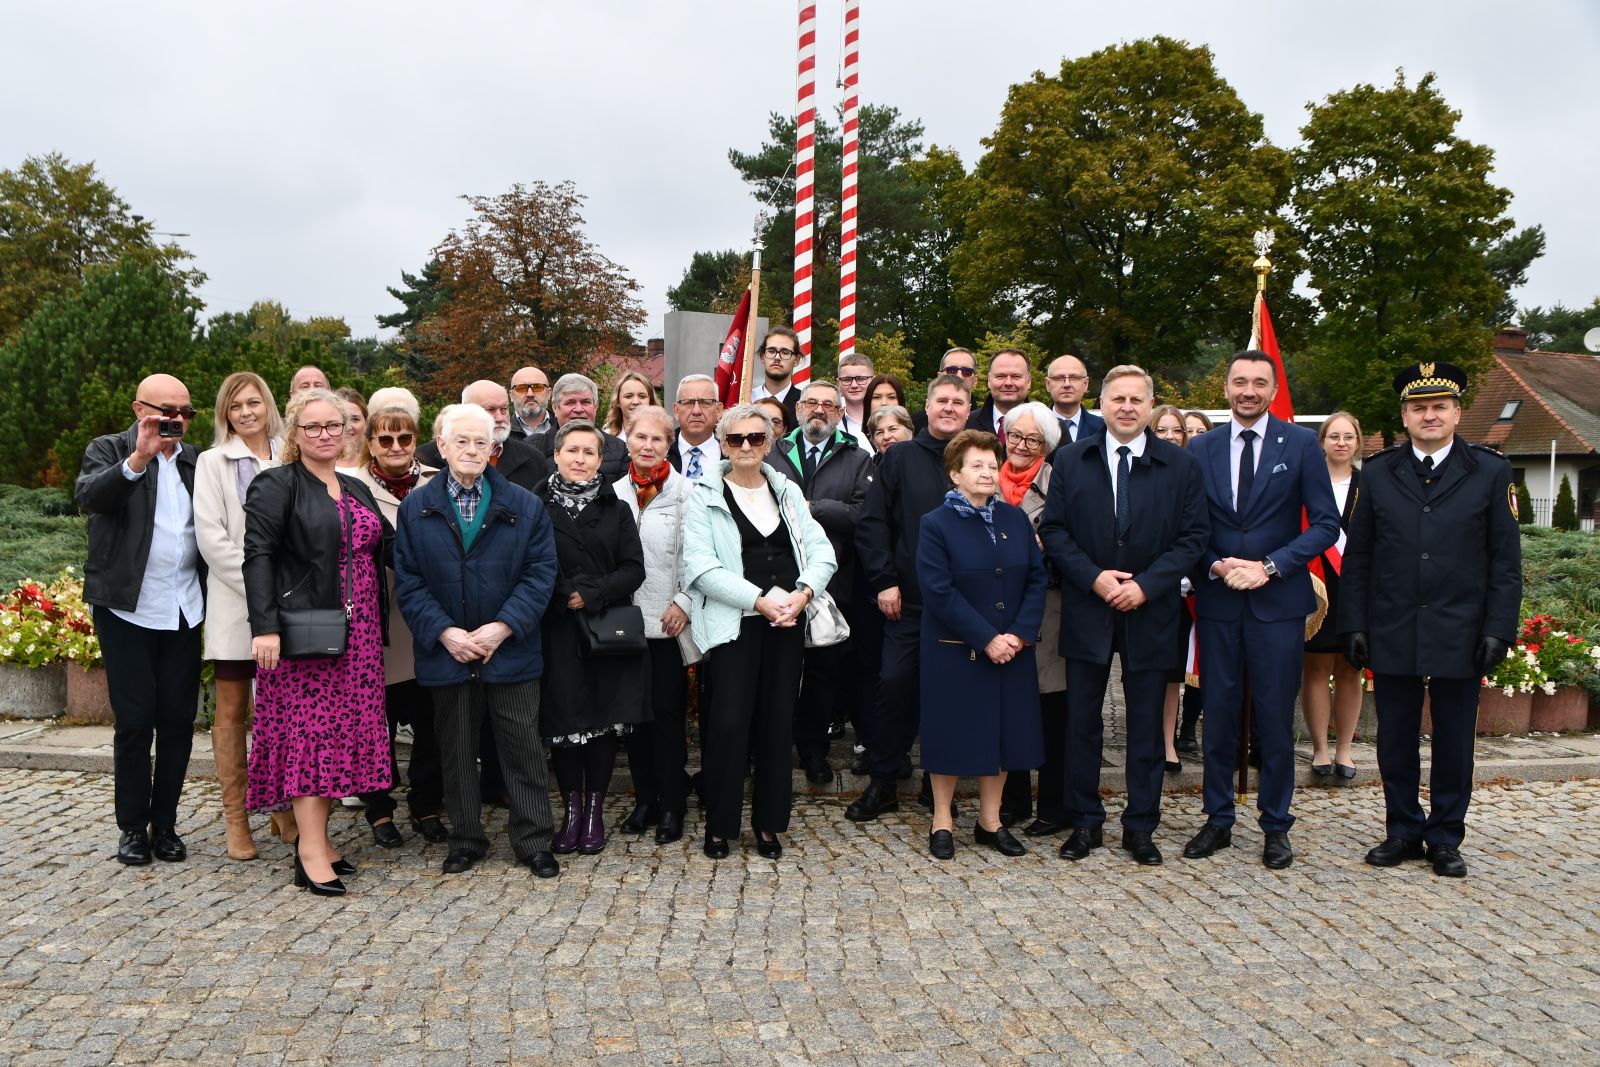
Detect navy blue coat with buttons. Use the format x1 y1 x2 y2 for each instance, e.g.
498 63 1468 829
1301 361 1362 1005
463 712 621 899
393 466 558 688
915 500 1048 776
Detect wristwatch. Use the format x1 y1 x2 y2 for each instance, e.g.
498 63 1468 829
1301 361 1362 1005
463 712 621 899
1263 557 1279 579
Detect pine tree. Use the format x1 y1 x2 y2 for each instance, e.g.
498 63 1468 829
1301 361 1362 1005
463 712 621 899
1552 474 1578 531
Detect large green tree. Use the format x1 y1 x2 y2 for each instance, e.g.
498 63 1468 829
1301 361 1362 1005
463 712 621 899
954 37 1305 384
0 152 200 341
1293 71 1513 438
667 249 745 313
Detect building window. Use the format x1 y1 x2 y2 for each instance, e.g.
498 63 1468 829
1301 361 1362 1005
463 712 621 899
1498 400 1521 421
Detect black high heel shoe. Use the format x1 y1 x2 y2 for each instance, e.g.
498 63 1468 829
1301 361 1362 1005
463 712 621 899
293 842 347 896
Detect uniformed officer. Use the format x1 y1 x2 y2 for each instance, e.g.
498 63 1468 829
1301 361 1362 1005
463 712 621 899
1338 361 1522 878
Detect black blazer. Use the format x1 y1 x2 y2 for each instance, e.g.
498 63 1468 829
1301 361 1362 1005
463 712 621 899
416 435 550 493
1038 430 1209 672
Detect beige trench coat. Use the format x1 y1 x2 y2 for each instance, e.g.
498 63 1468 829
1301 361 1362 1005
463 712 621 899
193 436 281 661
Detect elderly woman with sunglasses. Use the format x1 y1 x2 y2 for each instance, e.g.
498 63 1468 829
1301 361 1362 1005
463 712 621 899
681 403 836 859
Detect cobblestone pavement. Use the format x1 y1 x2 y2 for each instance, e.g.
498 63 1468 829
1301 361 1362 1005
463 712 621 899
2 769 1597 1066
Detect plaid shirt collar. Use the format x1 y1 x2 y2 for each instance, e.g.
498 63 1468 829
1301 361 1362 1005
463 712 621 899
446 470 485 523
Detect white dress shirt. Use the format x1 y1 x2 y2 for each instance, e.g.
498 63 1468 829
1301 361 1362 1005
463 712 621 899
838 409 871 451
1058 410 1085 443
114 449 205 630
676 434 721 475
749 381 797 406
1228 413 1269 510
1105 432 1147 501
1412 440 1453 467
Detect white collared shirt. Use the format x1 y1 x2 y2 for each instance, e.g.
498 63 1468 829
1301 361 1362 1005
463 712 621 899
114 449 204 631
1057 409 1083 443
1229 413 1269 509
1105 432 1147 501
838 409 871 451
1412 440 1453 467
676 434 721 476
749 381 795 406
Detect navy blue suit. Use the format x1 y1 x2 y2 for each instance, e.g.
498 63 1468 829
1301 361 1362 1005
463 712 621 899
1055 408 1104 448
1189 414 1339 832
1040 430 1209 831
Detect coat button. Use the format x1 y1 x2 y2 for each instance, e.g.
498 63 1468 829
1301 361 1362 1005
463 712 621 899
994 568 1003 577
995 602 1005 611
1423 506 1431 513
1421 552 1429 560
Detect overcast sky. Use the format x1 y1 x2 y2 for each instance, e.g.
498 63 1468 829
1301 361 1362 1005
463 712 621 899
6 1 1597 346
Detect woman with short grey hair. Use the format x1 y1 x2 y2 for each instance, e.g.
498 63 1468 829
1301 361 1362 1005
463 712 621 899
866 404 915 457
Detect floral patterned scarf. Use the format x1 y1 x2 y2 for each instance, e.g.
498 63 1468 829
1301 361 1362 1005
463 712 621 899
942 488 997 544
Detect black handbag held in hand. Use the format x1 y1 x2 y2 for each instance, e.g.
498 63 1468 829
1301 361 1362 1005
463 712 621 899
279 493 354 660
576 604 647 657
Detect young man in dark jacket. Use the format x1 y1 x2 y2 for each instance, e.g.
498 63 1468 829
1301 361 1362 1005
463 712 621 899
75 374 206 866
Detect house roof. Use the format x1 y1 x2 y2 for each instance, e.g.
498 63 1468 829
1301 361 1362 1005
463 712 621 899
1459 347 1600 458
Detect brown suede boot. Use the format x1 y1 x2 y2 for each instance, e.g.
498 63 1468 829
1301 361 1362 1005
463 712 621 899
211 681 258 860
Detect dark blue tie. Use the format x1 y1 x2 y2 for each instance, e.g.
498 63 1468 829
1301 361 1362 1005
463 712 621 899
1237 429 1257 515
1115 445 1131 539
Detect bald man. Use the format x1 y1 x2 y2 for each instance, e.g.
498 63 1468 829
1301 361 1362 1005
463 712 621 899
417 380 550 493
290 366 329 394
76 374 206 866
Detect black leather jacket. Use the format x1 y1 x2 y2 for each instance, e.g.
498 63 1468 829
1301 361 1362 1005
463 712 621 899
242 462 393 640
74 424 205 612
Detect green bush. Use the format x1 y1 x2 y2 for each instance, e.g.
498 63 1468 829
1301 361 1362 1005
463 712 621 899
0 486 86 590
1553 474 1578 531
1516 482 1534 526
1520 526 1600 696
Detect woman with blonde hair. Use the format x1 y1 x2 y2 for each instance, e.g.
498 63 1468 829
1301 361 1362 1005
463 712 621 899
1304 410 1365 780
603 371 657 437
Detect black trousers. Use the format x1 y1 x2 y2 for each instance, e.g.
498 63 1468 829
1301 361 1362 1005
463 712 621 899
701 616 804 839
1064 618 1169 832
850 592 884 742
432 679 553 860
795 641 849 762
865 606 921 787
1373 673 1478 848
1002 689 1067 821
359 680 444 823
625 638 691 814
94 608 201 832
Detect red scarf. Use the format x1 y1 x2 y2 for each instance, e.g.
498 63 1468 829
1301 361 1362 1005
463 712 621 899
368 460 420 501
630 461 670 511
998 456 1044 507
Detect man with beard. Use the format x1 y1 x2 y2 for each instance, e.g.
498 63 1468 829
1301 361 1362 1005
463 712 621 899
773 380 873 783
418 380 550 492
508 366 556 441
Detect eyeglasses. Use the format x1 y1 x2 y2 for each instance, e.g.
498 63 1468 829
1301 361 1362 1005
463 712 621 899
509 382 549 395
676 398 718 409
799 399 839 412
724 432 768 449
1047 374 1089 385
373 432 416 449
940 365 977 378
135 400 198 419
1005 431 1046 450
300 422 346 438
763 346 797 358
1154 427 1185 440
838 375 872 385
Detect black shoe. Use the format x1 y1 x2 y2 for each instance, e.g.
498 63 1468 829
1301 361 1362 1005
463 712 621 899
330 857 357 876
441 849 482 874
1165 760 1182 775
1121 830 1163 866
117 828 152 866
370 820 404 849
1428 843 1467 878
1057 826 1103 861
1335 762 1357 780
1365 837 1425 867
756 833 783 859
974 824 1026 856
803 752 833 785
1263 831 1293 870
151 827 187 862
1182 825 1233 859
1311 762 1334 778
292 850 347 896
702 835 730 859
827 720 848 739
655 810 685 844
896 754 914 780
525 852 560 879
850 751 870 775
410 815 449 843
998 807 1027 828
929 829 955 860
619 802 660 834
1175 735 1199 754
845 782 899 822
1023 818 1067 837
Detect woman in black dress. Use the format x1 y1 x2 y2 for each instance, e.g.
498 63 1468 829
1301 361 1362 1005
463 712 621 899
1302 411 1364 780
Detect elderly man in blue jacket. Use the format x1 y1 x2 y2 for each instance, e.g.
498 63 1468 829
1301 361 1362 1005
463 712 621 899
394 402 561 879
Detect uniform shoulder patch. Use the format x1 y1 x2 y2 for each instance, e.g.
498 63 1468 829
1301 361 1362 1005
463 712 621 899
1507 483 1519 521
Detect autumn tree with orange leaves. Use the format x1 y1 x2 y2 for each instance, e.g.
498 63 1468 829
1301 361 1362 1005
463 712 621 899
403 181 645 397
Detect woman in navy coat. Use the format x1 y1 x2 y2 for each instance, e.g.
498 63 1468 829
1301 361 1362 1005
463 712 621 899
916 429 1048 860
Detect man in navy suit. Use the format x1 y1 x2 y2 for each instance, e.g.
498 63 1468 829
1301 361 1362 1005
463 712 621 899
1183 350 1339 869
1039 365 1209 865
1045 354 1105 447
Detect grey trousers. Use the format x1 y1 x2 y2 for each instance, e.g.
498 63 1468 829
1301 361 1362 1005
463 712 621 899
432 679 554 860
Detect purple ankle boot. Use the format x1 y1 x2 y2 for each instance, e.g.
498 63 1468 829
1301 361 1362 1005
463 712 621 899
553 791 581 854
577 792 607 854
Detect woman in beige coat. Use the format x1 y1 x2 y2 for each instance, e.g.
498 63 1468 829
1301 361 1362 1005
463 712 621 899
193 371 286 859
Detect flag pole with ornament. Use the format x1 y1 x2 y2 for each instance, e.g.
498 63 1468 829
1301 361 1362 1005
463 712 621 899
791 1 817 385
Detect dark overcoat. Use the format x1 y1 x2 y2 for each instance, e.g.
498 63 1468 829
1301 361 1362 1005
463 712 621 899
1337 438 1522 679
915 500 1048 776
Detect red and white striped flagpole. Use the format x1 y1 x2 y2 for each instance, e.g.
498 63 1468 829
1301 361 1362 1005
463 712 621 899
837 0 860 365
792 1 817 384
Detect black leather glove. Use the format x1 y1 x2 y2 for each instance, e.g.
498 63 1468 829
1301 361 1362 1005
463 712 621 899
1474 635 1510 677
1342 632 1368 671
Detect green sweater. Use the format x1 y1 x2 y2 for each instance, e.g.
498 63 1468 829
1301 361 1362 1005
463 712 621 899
450 475 492 551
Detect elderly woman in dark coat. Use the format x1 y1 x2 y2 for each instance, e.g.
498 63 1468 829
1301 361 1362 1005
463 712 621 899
536 420 649 856
915 429 1048 860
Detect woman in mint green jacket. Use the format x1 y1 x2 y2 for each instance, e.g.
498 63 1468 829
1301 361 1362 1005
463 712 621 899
681 403 836 860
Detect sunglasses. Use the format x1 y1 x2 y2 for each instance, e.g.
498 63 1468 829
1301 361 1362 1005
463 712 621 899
940 365 977 378
372 432 416 449
509 383 549 395
135 399 198 419
724 432 768 449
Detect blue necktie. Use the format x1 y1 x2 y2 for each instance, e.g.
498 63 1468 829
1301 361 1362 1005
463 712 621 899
687 446 703 480
1115 445 1131 539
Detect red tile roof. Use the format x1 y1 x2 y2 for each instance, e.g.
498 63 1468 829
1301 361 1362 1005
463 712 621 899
1459 348 1600 458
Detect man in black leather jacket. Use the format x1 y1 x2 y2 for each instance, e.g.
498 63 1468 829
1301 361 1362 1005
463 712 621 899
74 374 207 866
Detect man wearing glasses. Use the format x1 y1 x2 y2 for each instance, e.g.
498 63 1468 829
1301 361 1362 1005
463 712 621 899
749 327 804 428
507 366 555 441
75 375 206 866
835 353 875 450
1046 354 1105 446
668 375 722 480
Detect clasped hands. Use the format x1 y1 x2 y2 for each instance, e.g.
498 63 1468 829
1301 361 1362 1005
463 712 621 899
985 633 1025 664
755 588 811 628
439 621 513 664
1213 557 1269 590
1091 570 1148 612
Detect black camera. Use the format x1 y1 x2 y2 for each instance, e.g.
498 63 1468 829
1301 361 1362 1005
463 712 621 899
158 419 184 438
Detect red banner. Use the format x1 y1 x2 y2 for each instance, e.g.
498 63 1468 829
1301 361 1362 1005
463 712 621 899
714 288 753 409
1258 293 1294 421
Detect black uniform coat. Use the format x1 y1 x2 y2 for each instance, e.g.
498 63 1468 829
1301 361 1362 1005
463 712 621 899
533 480 650 738
1038 430 1210 673
1337 437 1522 679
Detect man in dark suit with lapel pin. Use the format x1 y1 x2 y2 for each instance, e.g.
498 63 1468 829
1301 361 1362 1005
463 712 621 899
1039 365 1209 865
1183 350 1339 869
1339 362 1521 878
1045 354 1106 448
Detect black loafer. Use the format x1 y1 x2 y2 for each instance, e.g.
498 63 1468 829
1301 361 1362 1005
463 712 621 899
845 782 899 822
655 810 685 845
974 824 1026 857
619 802 660 834
1263 831 1293 870
117 828 152 866
1311 762 1334 778
441 849 482 874
525 851 560 879
1428 843 1467 878
1335 762 1357 780
804 753 834 785
370 820 404 849
1023 818 1066 837
756 833 783 859
929 829 955 860
1121 830 1163 866
1058 826 1103 861
410 815 449 843
703 835 730 859
151 827 187 862
1366 837 1425 867
1182 825 1232 859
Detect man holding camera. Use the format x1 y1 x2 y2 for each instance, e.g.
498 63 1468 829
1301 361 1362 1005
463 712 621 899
75 374 207 866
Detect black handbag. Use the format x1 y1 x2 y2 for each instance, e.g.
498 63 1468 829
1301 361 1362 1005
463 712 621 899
280 492 353 660
576 604 647 657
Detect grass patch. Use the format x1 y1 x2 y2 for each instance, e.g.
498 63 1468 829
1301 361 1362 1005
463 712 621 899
0 485 86 590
